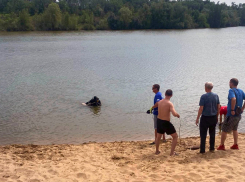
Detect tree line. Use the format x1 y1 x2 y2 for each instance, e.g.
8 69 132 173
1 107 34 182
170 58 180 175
0 0 245 31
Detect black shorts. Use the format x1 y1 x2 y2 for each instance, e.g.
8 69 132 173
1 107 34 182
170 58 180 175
157 118 176 135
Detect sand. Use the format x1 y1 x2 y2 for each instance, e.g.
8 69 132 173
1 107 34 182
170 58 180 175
1 133 245 182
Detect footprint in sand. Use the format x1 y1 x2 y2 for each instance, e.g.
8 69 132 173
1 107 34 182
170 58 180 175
47 169 59 175
225 175 234 179
215 178 228 182
29 179 40 182
219 165 233 171
172 174 188 181
188 172 202 180
77 173 87 179
149 174 160 179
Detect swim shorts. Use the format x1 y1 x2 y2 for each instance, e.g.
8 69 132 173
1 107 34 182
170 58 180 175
222 115 241 133
157 118 176 135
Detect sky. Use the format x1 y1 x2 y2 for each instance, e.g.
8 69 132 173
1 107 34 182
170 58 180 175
212 0 244 5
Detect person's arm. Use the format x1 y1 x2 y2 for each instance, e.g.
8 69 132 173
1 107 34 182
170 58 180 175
170 103 180 118
152 94 162 109
229 89 236 116
152 102 158 109
242 101 245 112
196 106 203 126
217 104 220 123
231 97 236 115
242 91 245 112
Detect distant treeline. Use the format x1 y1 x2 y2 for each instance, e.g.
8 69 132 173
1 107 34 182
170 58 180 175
0 0 245 31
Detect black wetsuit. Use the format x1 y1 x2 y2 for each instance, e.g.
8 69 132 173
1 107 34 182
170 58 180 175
86 96 101 106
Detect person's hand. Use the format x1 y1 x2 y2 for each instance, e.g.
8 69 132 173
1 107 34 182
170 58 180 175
176 113 180 118
231 111 235 115
149 107 153 114
196 118 199 126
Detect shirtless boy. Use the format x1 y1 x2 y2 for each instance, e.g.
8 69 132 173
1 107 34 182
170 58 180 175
153 89 180 156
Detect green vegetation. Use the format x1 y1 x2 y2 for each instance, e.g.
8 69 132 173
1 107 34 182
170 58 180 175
0 0 244 31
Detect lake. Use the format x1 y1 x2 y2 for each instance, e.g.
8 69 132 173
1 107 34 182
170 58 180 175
0 27 245 145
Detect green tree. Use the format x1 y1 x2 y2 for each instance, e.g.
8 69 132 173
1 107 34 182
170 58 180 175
197 13 209 28
61 12 78 30
32 13 45 30
208 4 222 28
61 12 70 30
5 0 27 14
240 4 245 26
1 13 18 31
17 9 33 31
172 3 188 29
79 10 95 30
43 3 61 30
151 2 169 29
96 18 109 30
137 3 151 29
32 0 54 14
107 12 119 30
118 7 132 29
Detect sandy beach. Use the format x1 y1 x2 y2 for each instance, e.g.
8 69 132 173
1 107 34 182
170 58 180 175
1 133 245 182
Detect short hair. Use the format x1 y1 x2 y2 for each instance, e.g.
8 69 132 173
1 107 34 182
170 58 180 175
205 82 213 90
153 84 160 91
165 89 173 96
230 78 238 86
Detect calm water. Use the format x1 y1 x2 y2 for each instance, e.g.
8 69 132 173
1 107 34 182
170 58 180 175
0 28 245 145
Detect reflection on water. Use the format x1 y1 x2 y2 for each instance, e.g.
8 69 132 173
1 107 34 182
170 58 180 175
89 106 101 115
0 28 245 145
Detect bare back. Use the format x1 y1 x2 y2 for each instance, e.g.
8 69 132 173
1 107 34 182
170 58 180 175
157 99 175 121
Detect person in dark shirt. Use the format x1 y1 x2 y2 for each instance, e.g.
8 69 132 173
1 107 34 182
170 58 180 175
196 82 220 153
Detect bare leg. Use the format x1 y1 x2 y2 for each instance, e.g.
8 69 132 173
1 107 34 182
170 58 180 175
221 131 227 145
154 129 157 143
155 133 162 155
170 133 178 156
162 133 166 141
233 130 238 145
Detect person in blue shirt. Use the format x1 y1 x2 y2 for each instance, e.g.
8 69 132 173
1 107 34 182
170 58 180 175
217 78 245 150
150 84 166 145
196 82 220 153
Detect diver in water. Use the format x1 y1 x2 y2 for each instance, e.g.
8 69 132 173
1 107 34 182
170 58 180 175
85 96 101 106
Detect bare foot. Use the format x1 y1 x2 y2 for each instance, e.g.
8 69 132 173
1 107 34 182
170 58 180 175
170 152 178 156
155 151 160 155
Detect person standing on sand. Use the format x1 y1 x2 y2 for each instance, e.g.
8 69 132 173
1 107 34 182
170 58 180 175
219 106 227 125
217 78 245 150
150 84 166 145
196 82 220 154
153 89 180 156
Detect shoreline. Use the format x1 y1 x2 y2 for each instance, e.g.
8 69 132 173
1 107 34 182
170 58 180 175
1 133 245 181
